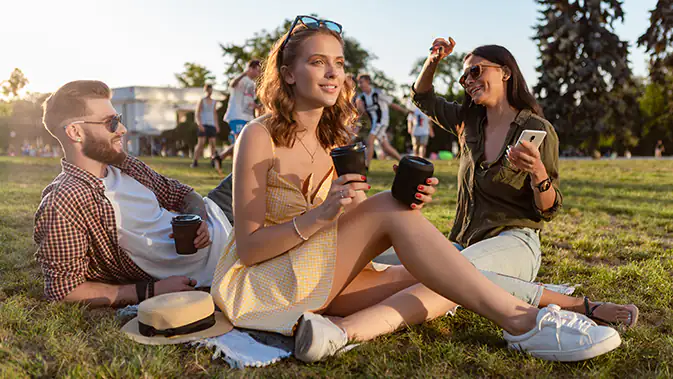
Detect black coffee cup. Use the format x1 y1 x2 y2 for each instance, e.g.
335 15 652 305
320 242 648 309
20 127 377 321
391 156 435 206
171 214 202 255
330 142 367 180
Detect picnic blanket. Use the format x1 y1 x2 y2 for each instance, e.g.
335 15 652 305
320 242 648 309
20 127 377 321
116 282 575 369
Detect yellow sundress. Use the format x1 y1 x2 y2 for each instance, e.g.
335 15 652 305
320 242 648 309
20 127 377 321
210 126 340 336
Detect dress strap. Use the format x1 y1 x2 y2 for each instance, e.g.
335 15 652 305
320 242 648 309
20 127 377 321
257 123 276 160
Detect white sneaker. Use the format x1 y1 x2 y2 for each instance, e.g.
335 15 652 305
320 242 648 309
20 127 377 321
503 304 621 362
294 312 349 363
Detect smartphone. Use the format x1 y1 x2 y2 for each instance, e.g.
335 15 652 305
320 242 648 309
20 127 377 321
515 130 547 150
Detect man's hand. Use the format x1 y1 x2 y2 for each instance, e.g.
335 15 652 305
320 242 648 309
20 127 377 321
168 221 211 249
155 276 197 295
194 221 212 249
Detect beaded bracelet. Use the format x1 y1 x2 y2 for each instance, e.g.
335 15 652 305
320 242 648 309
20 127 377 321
292 217 309 241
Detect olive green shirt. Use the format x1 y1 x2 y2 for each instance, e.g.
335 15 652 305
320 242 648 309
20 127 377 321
411 85 563 247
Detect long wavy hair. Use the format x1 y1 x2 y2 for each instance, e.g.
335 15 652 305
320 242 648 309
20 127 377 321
460 45 543 117
257 25 357 149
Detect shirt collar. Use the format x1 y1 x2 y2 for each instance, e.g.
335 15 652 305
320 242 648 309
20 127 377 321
60 158 108 192
513 108 532 126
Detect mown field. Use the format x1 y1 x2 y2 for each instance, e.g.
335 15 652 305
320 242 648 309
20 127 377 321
1 156 672 378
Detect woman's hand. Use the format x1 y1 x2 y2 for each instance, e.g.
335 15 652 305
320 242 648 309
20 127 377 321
393 165 440 210
429 37 456 63
317 174 371 222
506 140 547 179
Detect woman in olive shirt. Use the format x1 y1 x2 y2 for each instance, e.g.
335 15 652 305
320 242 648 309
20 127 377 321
411 37 637 326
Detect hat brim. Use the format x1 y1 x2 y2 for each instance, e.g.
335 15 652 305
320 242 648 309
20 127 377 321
122 311 233 345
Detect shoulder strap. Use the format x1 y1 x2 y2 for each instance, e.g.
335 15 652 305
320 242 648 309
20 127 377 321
256 122 276 160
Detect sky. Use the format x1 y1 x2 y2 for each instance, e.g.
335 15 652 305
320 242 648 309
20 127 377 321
2 0 658 96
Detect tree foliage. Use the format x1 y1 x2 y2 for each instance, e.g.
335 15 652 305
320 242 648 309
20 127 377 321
533 0 635 151
1 68 29 99
219 16 393 88
637 0 673 83
409 52 466 98
174 62 215 88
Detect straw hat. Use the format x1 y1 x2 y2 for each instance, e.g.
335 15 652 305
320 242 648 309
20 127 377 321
122 291 233 345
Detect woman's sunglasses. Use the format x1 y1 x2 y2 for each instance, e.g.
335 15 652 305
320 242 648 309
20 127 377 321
280 15 343 52
64 113 123 133
459 63 503 88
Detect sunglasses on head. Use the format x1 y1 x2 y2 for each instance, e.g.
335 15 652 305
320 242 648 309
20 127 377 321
64 113 123 133
280 15 343 52
459 63 503 89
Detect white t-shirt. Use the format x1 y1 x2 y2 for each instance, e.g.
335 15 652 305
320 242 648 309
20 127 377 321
407 101 430 136
100 166 232 287
224 76 256 122
360 88 392 127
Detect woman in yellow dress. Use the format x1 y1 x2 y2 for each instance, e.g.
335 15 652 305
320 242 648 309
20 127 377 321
211 15 621 363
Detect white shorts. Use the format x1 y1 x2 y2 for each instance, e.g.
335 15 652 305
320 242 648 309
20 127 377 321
370 123 389 141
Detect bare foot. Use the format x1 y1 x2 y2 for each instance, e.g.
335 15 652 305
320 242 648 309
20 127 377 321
569 300 638 327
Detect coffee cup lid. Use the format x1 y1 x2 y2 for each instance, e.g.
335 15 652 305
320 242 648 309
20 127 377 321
330 142 366 156
171 214 202 225
405 156 432 165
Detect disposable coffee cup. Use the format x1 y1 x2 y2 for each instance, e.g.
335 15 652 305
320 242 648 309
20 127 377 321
330 142 367 181
391 156 434 206
171 214 202 255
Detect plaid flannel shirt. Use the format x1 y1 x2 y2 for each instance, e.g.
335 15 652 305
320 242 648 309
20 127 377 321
33 155 194 301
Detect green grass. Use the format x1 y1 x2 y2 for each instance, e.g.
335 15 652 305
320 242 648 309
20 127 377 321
1 156 672 378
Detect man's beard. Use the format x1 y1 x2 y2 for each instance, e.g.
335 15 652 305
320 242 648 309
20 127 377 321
81 129 126 165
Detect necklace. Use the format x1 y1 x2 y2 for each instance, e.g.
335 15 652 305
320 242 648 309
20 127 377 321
297 137 319 163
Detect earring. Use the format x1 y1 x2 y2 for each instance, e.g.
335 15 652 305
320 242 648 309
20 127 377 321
77 138 82 142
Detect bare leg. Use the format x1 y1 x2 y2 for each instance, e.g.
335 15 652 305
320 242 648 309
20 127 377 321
419 144 427 159
220 134 239 160
366 134 376 167
539 290 636 325
324 265 457 341
381 139 402 160
413 143 420 157
192 136 206 166
326 191 540 338
208 137 217 159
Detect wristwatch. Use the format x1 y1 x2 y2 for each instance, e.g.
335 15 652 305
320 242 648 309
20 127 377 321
534 177 552 192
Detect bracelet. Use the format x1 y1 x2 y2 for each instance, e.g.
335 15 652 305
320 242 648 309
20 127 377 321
292 217 309 241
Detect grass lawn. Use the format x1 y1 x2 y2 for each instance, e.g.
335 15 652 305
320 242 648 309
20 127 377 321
1 156 672 378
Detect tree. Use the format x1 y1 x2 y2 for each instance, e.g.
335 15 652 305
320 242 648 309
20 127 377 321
1 68 29 99
219 16 390 85
175 63 215 88
533 0 635 152
219 16 409 149
407 53 467 154
637 0 673 155
637 0 673 84
409 52 466 97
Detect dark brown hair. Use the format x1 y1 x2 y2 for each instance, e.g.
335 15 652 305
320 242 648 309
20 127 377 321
461 45 543 117
42 80 112 137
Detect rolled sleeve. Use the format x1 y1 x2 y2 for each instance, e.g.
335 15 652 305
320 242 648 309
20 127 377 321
118 155 194 212
34 204 89 301
535 122 563 221
410 84 463 134
535 186 563 222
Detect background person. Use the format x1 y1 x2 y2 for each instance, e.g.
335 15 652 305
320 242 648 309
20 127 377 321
355 74 411 168
191 84 219 168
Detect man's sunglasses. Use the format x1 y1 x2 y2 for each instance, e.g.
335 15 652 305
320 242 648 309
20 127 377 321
280 15 343 52
459 63 503 88
64 114 123 133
